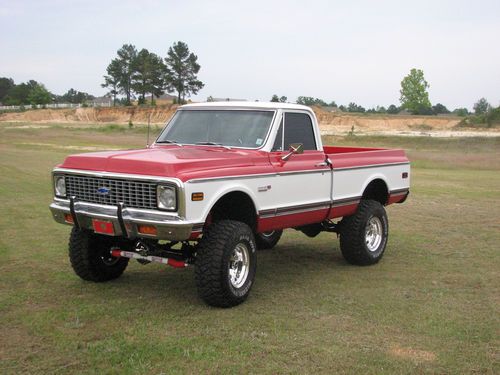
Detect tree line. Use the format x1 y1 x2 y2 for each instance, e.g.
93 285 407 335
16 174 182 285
271 68 496 118
0 77 95 107
2 58 497 124
102 41 204 106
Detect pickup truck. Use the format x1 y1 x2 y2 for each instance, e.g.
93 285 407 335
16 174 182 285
50 102 410 307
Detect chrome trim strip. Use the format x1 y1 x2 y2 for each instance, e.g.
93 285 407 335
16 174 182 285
187 168 330 184
187 162 408 184
332 196 361 207
390 188 410 195
259 201 331 219
333 162 410 171
191 223 205 232
259 196 361 219
52 168 184 187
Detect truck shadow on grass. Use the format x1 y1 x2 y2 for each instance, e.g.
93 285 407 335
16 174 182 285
74 238 355 309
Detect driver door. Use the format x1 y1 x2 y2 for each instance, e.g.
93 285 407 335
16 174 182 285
263 112 331 229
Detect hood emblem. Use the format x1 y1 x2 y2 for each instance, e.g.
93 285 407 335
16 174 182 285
97 187 111 195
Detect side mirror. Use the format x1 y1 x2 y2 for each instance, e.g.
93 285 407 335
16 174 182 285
281 143 304 161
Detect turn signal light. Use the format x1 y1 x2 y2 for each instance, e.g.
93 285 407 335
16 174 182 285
64 213 74 224
138 225 157 235
192 192 204 201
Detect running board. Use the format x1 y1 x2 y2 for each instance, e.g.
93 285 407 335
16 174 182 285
110 249 188 268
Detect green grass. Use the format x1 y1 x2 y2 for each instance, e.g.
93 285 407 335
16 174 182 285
0 126 499 374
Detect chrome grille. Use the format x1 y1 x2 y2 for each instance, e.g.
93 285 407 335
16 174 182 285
65 175 157 209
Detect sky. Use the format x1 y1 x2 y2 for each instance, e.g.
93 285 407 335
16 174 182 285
1 0 499 110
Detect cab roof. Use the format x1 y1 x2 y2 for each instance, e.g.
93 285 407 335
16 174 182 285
180 101 311 111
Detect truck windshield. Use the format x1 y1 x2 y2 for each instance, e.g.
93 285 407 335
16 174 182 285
156 110 275 148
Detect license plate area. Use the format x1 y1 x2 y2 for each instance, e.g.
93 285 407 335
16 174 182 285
92 219 115 235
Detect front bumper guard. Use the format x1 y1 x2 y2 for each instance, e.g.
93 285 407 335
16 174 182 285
50 198 202 241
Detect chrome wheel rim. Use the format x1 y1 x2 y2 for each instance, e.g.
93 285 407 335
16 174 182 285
261 231 275 238
229 243 250 288
365 217 383 252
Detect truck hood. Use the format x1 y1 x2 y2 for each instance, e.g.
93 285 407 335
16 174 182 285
59 146 267 181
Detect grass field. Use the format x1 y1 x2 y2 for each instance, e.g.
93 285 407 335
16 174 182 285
0 123 499 374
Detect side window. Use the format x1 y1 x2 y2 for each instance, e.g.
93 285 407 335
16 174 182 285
272 117 283 151
283 112 317 150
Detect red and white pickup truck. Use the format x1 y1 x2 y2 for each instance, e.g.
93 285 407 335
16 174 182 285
50 102 410 307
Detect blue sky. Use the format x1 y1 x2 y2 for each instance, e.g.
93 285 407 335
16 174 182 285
1 0 499 109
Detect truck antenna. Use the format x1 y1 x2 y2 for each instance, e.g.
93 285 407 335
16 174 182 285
146 112 151 148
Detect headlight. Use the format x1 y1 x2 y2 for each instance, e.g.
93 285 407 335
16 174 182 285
54 175 66 197
157 185 176 210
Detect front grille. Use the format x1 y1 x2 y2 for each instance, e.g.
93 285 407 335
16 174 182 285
65 175 157 209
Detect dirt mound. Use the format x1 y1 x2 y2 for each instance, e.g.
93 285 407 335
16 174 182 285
0 105 178 125
312 107 462 135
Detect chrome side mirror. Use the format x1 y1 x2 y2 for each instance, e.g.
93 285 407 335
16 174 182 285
281 143 304 161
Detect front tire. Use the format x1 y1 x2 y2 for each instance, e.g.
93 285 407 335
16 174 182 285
69 227 129 282
255 230 283 250
195 220 257 307
339 200 389 265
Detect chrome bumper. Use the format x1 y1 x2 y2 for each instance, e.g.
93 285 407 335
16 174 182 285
49 198 202 241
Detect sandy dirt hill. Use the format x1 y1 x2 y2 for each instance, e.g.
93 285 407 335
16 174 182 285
1 105 495 136
0 106 178 124
313 107 462 134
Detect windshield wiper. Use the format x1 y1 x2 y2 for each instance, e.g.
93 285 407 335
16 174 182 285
156 139 183 146
195 141 231 149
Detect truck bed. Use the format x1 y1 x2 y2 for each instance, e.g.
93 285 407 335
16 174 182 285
323 146 409 169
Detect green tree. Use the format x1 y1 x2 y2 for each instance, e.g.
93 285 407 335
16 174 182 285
117 44 138 105
103 44 137 106
296 96 328 106
432 103 450 115
387 104 399 114
164 41 204 104
486 106 500 126
453 107 469 116
60 88 95 104
473 97 491 115
3 80 41 105
347 102 365 113
131 49 165 105
271 95 287 103
0 77 15 103
102 58 122 106
399 68 431 114
27 83 52 105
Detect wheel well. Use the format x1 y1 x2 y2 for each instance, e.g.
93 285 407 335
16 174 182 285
209 191 257 231
362 179 389 205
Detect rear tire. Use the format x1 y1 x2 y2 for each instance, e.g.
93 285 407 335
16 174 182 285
255 230 283 250
195 220 257 307
69 227 129 282
339 199 388 265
